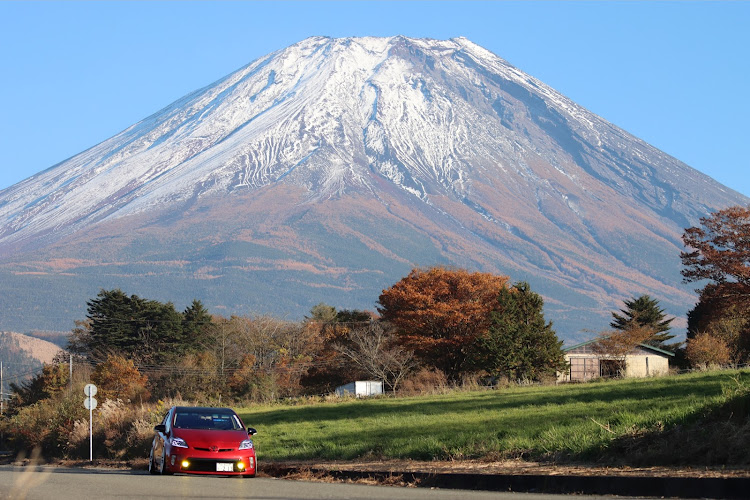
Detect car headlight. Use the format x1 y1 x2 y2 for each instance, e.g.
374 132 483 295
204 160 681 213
239 439 254 450
170 437 188 448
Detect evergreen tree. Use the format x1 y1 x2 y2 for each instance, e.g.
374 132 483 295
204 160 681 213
473 282 566 381
182 299 213 349
306 303 338 323
83 289 142 357
75 289 186 363
610 295 676 350
335 309 373 325
138 299 185 360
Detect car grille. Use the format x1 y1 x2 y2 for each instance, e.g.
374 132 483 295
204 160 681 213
183 458 243 472
194 447 235 452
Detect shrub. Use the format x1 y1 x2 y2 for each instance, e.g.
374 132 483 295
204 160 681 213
399 368 448 395
2 388 86 457
8 363 69 412
91 355 150 404
686 333 732 369
68 399 163 459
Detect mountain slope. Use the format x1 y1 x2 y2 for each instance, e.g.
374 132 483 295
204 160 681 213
0 36 746 340
0 331 62 365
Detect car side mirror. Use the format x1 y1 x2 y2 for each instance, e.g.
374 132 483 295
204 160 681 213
247 427 257 436
154 424 166 433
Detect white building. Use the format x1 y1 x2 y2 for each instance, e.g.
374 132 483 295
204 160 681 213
335 380 384 397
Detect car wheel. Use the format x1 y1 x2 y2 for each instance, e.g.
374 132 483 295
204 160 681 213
148 447 159 475
159 452 173 475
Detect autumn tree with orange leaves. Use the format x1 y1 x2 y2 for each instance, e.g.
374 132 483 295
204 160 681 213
685 332 731 369
682 205 750 361
378 267 509 380
91 355 150 404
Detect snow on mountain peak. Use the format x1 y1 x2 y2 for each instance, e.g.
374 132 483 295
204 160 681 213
0 36 742 249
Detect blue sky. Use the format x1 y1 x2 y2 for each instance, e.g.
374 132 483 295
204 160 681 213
1 1 748 197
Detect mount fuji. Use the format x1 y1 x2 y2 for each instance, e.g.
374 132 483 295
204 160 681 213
0 36 746 340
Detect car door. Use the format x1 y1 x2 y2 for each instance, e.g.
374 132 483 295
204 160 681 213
153 409 171 463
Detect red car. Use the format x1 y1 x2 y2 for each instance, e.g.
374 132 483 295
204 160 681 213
148 406 257 477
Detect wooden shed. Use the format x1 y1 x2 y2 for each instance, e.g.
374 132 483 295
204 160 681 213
559 339 674 382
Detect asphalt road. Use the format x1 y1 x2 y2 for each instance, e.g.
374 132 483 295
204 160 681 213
0 465 635 500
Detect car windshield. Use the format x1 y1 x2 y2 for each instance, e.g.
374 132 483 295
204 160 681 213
173 410 243 430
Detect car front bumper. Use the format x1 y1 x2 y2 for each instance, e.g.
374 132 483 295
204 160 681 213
166 450 256 475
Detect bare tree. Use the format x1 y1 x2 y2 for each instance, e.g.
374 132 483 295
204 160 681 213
206 314 317 399
334 322 416 392
592 325 654 378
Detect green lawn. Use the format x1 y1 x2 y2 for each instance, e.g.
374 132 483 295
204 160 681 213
238 369 750 464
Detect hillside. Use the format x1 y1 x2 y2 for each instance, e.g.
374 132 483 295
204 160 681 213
0 331 62 365
0 331 63 398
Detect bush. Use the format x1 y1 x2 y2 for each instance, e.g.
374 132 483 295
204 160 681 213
91 355 150 404
8 363 69 412
398 368 448 395
1 375 173 460
686 333 731 369
67 399 164 459
2 388 86 457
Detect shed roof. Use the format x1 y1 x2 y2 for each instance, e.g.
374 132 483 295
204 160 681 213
563 338 675 357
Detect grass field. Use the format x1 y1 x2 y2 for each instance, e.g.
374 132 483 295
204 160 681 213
238 369 750 465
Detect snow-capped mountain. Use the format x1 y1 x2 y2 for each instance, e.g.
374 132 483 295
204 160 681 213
0 36 746 339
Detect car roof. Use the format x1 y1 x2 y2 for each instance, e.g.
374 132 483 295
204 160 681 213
173 406 236 413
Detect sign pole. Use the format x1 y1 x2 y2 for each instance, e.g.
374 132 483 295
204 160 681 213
83 384 97 463
89 392 93 462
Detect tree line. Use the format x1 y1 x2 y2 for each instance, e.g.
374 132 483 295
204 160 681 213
5 268 571 411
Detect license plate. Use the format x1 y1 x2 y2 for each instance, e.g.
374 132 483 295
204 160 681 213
216 463 233 472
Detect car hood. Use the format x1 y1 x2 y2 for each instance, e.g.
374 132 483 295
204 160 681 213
172 429 249 449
